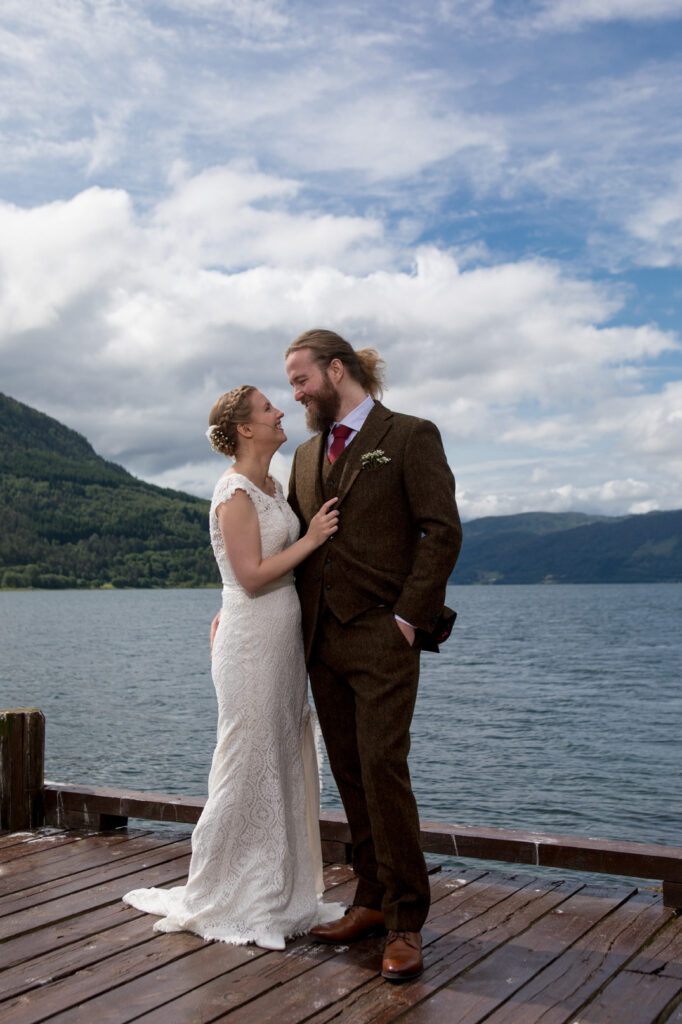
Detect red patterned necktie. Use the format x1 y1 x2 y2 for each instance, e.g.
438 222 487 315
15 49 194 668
328 424 353 464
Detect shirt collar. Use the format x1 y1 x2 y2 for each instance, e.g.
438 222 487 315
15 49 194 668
334 394 374 434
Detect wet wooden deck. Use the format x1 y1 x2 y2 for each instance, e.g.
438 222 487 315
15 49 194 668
2 827 682 1023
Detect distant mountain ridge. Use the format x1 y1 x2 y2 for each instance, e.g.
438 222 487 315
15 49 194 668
454 508 682 584
1 392 680 588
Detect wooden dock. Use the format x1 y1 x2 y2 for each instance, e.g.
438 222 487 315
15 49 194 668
2 826 682 1023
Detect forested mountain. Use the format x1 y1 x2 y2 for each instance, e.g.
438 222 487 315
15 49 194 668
2 393 681 588
1 393 218 589
453 508 682 584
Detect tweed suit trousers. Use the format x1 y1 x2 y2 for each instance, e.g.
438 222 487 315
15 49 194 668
309 605 430 932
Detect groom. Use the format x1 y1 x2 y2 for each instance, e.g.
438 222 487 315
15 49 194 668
285 329 462 981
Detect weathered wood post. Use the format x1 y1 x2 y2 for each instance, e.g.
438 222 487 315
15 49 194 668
0 708 45 830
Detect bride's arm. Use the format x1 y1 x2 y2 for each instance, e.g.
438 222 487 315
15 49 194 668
210 611 221 654
217 490 338 594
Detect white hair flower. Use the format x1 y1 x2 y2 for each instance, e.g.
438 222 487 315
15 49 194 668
206 424 229 453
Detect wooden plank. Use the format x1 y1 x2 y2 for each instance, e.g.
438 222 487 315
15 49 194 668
300 876 583 1024
665 999 682 1023
0 834 189 918
419 819 682 886
319 861 356 891
0 844 354 978
0 830 82 864
133 935 368 1024
0 831 151 890
0 858 357 979
0 845 192 941
626 908 682 979
0 830 182 896
42 785 682 900
44 783 205 828
568 969 682 1022
45 852 466 1024
0 911 159 1003
0 899 150 973
43 871 487 1024
4 821 681 1024
8 861 364 1024
202 876 583 1024
396 884 637 1022
0 927 208 1023
483 891 675 1023
0 829 61 852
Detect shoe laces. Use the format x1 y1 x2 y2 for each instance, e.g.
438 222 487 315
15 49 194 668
386 929 420 948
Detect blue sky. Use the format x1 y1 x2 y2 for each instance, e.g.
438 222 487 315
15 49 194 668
1 0 681 518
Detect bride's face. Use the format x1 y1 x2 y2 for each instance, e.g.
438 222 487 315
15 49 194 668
246 390 286 448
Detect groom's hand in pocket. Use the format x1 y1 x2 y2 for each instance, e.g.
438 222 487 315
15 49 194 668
394 617 415 647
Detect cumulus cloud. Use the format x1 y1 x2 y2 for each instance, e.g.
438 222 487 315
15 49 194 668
0 188 134 334
152 164 388 272
1 170 680 516
1 2 681 517
1 0 680 283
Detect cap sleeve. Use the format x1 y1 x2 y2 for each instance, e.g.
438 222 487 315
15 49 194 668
211 473 258 516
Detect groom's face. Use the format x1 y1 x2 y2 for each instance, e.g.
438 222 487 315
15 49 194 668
286 348 340 433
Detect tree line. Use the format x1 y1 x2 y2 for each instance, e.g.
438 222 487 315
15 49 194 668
1 453 220 590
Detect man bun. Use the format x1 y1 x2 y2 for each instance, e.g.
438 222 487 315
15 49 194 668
285 329 385 400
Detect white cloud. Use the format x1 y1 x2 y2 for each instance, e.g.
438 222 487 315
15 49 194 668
619 381 682 461
0 188 135 334
457 472 676 520
533 0 682 31
268 88 504 182
1 2 681 517
0 0 679 284
626 179 682 267
152 164 388 272
1 172 680 516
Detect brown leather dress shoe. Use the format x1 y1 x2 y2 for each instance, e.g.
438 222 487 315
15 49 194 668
309 906 386 943
381 930 423 982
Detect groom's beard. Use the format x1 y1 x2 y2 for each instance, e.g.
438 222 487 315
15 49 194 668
304 374 341 433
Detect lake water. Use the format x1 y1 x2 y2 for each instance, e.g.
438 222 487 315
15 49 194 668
1 584 680 862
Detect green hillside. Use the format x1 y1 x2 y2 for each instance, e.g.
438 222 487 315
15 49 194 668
2 392 681 589
0 393 219 589
455 508 682 584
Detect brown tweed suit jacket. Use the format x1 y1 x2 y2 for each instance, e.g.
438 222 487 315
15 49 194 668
288 402 463 662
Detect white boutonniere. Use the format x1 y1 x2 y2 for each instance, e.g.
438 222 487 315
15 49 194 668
360 448 391 469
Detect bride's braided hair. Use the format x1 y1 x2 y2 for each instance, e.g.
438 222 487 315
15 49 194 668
207 385 256 457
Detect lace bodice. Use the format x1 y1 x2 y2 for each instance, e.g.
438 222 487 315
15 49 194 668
210 473 300 590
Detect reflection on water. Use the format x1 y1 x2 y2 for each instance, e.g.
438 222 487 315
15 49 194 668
2 584 681 852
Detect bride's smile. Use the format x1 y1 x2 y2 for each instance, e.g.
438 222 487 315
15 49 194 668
242 390 287 447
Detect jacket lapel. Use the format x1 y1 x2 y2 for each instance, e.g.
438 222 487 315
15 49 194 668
297 432 326 515
309 432 327 512
336 402 392 507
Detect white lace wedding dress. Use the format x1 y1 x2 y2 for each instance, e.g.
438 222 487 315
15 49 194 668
123 472 344 949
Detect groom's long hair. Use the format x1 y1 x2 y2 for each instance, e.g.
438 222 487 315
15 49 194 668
286 329 385 401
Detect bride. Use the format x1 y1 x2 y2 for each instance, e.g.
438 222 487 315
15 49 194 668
123 384 344 949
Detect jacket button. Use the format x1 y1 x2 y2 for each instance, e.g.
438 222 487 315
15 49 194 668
327 480 335 487
325 584 332 590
